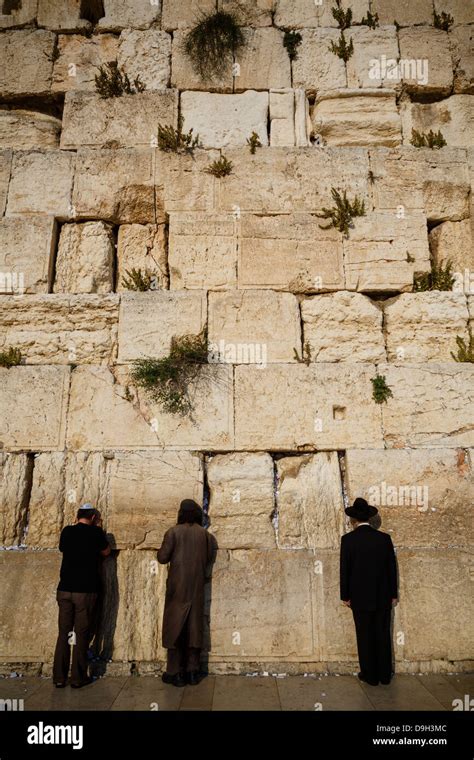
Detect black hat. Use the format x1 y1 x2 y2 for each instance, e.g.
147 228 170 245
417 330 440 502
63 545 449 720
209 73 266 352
179 498 202 512
345 497 378 521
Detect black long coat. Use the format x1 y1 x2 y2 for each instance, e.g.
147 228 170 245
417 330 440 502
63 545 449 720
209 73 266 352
340 525 398 611
157 523 217 649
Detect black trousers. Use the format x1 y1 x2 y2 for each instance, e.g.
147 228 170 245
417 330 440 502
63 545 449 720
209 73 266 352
166 614 200 676
53 591 98 685
352 608 392 684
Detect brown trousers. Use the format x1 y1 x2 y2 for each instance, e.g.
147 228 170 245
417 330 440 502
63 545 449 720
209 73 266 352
166 613 201 676
53 590 98 685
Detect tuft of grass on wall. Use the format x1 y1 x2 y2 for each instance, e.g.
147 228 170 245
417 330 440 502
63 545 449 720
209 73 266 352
371 374 393 404
413 260 454 291
410 128 447 149
204 156 233 177
95 60 145 98
157 113 200 153
451 327 474 363
317 187 365 236
0 346 22 368
183 10 246 80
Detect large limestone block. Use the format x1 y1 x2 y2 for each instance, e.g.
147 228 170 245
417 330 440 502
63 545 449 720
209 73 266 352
168 211 237 289
0 30 54 98
292 29 347 91
67 365 234 451
0 452 31 547
343 211 430 291
219 0 274 27
239 213 344 292
6 150 75 218
61 91 178 150
398 28 453 96
449 25 474 94
384 293 469 362
162 150 219 213
371 0 436 25
107 451 203 549
312 549 358 662
347 26 400 89
97 0 161 30
301 292 385 362
206 452 276 549
0 551 61 662
208 290 301 364
0 110 61 149
235 364 384 450
181 91 269 149
380 363 474 448
72 149 156 224
0 150 12 217
276 452 345 550
429 219 474 275
209 549 314 658
401 95 474 150
346 448 474 549
117 29 171 90
117 291 207 362
216 148 369 214
36 0 90 31
0 0 37 28
111 550 167 662
234 28 291 91
52 33 119 93
433 0 474 25
269 89 296 147
171 30 233 91
0 366 70 451
312 90 401 147
54 221 115 294
369 147 470 222
0 294 119 364
27 451 66 549
397 550 473 662
0 216 56 294
133 364 234 450
161 0 215 30
117 224 168 292
275 0 369 27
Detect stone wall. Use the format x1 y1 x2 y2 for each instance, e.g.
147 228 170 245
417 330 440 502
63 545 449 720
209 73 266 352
0 0 473 676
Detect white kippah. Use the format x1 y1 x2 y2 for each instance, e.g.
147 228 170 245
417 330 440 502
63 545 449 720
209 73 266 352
79 503 94 510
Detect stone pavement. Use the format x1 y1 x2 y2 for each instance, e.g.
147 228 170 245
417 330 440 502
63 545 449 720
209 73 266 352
1 674 472 711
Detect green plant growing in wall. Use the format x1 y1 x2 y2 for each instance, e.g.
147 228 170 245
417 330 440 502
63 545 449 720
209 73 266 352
451 327 474 363
130 329 209 416
204 155 233 177
361 11 379 28
331 0 352 29
121 268 156 291
157 113 200 153
94 60 146 98
283 29 302 61
317 187 366 236
413 259 454 291
371 374 393 404
247 131 262 154
433 10 454 31
183 10 246 80
329 31 354 61
293 342 312 366
410 128 447 149
0 346 22 367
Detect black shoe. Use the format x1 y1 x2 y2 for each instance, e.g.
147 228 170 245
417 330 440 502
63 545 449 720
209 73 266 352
186 671 205 686
70 677 94 689
54 682 66 688
380 678 392 685
358 672 378 686
161 672 186 688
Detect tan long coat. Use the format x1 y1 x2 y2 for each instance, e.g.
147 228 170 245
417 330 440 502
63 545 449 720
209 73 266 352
157 523 217 649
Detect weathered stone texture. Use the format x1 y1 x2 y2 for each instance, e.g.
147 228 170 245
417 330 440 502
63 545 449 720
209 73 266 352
0 366 70 451
0 110 61 150
207 453 276 549
117 29 171 90
398 28 453 96
52 33 120 93
429 219 474 274
54 222 115 294
0 452 30 546
97 0 161 31
449 25 474 94
292 29 347 91
6 150 75 218
0 150 12 217
234 28 291 91
117 291 206 362
168 212 237 289
401 95 474 150
0 30 54 98
312 91 401 148
0 295 119 365
301 292 385 362
117 224 168 292
208 290 301 363
0 216 56 294
276 452 345 550
181 91 269 149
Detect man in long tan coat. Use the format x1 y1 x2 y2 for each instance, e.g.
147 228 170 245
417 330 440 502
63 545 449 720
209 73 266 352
157 499 217 687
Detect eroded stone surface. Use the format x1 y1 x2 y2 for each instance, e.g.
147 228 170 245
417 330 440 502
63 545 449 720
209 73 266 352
54 222 115 294
0 216 56 294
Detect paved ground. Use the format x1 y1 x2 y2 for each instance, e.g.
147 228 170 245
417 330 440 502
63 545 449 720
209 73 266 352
0 673 472 711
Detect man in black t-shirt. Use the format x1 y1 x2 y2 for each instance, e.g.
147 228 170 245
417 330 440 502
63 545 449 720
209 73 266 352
53 503 110 688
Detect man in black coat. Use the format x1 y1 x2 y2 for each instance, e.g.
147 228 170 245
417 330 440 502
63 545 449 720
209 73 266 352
340 498 398 686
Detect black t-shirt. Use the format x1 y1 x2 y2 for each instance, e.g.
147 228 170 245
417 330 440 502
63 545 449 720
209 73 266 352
57 523 109 593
